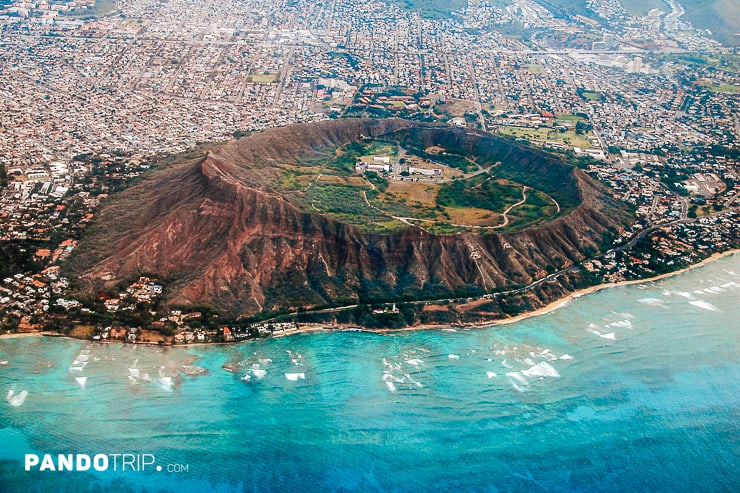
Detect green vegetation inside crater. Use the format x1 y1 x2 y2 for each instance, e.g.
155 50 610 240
276 125 580 234
437 176 522 212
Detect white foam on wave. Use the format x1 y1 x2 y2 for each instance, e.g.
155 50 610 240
448 354 460 359
588 327 616 340
6 390 28 407
486 372 497 378
405 358 423 366
675 291 695 299
608 320 633 329
285 372 305 381
539 349 557 361
721 281 738 289
705 286 725 294
506 372 529 386
252 369 267 379
385 381 397 393
286 350 304 366
75 376 87 387
522 362 560 378
158 376 173 391
559 354 573 360
693 289 707 295
638 298 664 307
689 300 720 312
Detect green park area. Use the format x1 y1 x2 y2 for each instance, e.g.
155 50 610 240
496 125 593 149
59 0 118 19
391 0 468 19
707 84 740 94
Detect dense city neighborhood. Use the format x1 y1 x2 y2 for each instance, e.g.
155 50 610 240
0 0 738 342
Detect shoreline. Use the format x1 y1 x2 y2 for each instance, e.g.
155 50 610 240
419 248 738 331
2 249 737 344
277 248 739 337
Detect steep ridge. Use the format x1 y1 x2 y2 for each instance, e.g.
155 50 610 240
66 119 632 319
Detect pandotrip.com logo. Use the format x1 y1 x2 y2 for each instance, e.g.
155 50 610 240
24 453 189 473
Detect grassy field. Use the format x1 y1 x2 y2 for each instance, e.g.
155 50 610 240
497 125 593 149
499 189 559 231
657 53 740 74
58 0 118 18
391 0 467 19
249 73 279 84
438 176 523 212
579 90 601 101
555 114 584 123
364 140 398 156
707 84 740 94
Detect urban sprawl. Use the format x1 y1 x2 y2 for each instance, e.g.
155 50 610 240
1 0 738 342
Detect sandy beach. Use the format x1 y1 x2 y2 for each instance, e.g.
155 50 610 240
0 331 58 339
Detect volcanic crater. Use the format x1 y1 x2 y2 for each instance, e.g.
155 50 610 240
66 119 632 324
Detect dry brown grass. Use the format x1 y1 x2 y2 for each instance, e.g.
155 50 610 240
385 181 439 207
317 175 352 185
139 330 170 344
345 176 368 187
296 175 316 186
443 98 476 116
69 325 95 339
445 206 502 226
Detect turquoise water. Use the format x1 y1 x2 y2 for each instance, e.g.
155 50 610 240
1 254 739 492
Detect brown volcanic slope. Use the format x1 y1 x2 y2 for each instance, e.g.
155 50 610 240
66 119 632 318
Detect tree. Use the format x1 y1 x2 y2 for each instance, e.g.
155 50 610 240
575 120 592 135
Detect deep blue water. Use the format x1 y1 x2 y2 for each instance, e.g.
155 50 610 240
1 253 738 492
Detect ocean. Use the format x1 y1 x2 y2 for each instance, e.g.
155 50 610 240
1 253 738 492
